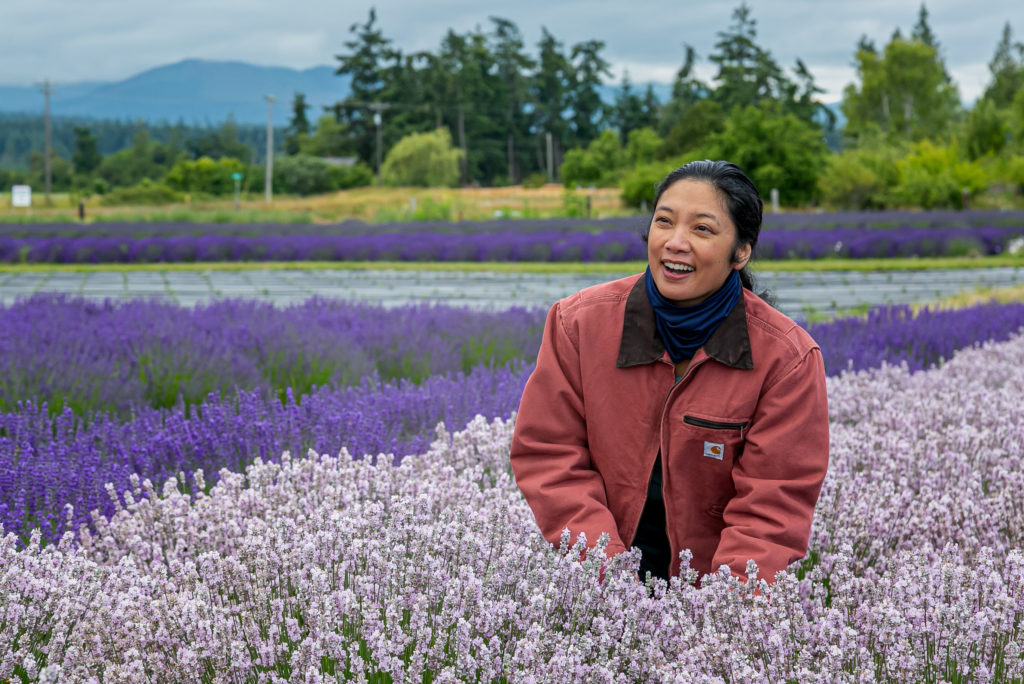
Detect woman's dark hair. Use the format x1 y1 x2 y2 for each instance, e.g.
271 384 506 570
642 160 765 293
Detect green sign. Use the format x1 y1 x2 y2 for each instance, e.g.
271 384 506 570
231 172 243 180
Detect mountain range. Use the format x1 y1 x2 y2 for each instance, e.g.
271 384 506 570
0 59 844 133
0 59 682 126
0 60 351 125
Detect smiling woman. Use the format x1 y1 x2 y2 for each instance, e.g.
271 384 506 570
510 160 831 587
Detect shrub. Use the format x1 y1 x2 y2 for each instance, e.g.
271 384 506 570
98 179 183 206
891 140 988 209
165 156 246 196
521 172 547 189
560 130 625 188
331 162 374 190
818 147 900 210
704 104 829 206
620 160 678 210
381 128 462 188
272 155 336 196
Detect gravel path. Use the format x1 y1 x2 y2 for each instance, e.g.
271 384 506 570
2 266 1023 318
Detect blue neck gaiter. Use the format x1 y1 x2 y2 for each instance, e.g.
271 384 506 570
644 267 742 362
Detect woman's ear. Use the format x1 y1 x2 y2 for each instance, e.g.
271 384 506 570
732 242 752 269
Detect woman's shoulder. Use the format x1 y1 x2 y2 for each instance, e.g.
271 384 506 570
741 288 820 357
556 272 643 318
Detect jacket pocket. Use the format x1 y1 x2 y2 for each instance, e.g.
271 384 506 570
683 415 748 439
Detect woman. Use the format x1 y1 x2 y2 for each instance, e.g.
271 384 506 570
509 160 829 584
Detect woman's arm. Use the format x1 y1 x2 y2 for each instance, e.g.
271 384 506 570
510 300 628 559
711 347 830 581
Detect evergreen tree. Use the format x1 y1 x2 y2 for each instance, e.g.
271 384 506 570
530 28 571 178
489 17 536 183
333 9 396 166
611 71 647 143
284 93 311 155
568 39 612 148
435 28 504 184
708 3 788 109
72 126 101 175
659 44 708 136
640 85 661 131
911 3 953 84
186 118 252 161
911 4 939 49
983 22 1024 109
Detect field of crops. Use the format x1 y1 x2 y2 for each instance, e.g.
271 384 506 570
2 292 1024 680
3 209 1024 264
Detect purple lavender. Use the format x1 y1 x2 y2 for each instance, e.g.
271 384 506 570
2 208 1022 263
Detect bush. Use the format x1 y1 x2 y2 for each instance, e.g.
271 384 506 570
521 172 547 189
560 130 625 188
0 169 26 192
98 179 183 206
704 104 829 206
891 140 988 209
272 155 336 196
381 128 462 188
165 156 246 195
331 162 374 190
620 160 679 210
624 127 663 167
818 147 900 210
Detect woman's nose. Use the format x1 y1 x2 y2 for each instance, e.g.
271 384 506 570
665 228 691 252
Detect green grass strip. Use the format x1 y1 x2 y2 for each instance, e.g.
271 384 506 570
0 255 1022 274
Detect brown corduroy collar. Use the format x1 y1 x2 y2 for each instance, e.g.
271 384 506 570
615 274 754 370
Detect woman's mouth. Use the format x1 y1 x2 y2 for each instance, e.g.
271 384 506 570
662 262 694 279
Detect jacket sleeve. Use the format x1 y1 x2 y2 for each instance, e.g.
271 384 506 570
509 299 628 559
711 346 829 582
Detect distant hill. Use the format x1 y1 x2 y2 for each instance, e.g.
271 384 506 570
0 58 844 146
0 59 351 125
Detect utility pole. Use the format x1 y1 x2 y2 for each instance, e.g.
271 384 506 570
38 79 54 204
373 106 383 183
331 100 390 181
364 102 390 183
545 132 554 183
264 95 275 203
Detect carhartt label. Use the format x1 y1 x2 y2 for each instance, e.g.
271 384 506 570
703 442 724 460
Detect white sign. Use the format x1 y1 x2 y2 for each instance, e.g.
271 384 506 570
11 185 31 207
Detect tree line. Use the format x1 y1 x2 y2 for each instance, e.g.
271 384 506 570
2 3 1023 210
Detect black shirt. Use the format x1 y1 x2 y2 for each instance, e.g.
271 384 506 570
631 451 672 581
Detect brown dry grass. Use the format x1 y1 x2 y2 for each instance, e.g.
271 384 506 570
0 184 629 223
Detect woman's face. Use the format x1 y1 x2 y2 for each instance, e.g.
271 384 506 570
647 179 751 307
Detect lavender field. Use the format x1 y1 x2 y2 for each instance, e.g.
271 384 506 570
3 209 1024 263
2 294 1024 680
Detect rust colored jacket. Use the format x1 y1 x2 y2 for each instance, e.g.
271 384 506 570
510 274 829 581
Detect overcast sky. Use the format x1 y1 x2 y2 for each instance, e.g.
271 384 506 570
3 0 1020 103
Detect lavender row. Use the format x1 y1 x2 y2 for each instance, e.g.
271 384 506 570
4 208 1024 239
6 295 1024 550
0 295 544 416
5 223 1024 264
6 295 1024 421
4 334 1023 680
807 300 1024 374
0 231 646 263
0 217 645 239
0 364 533 547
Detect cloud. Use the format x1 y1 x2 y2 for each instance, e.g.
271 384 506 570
1 0 1018 104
